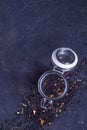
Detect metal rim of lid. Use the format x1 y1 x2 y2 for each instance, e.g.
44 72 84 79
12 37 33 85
38 70 68 101
52 48 78 70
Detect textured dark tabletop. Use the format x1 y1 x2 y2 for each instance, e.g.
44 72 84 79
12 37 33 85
0 0 87 130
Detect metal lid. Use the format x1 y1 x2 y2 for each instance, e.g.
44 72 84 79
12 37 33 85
52 47 78 72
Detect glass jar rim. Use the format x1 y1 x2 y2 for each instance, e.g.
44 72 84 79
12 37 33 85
38 70 68 101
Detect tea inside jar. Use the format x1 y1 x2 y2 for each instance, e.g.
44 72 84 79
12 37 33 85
42 73 65 99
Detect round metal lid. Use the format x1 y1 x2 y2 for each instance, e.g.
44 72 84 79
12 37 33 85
52 47 78 71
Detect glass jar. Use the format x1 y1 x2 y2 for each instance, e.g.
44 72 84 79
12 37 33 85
38 48 78 109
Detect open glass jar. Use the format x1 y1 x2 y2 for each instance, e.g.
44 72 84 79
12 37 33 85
38 48 78 109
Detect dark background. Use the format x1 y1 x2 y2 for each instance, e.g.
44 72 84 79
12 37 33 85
0 0 87 130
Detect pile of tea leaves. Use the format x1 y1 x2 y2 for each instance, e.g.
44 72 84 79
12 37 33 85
1 58 87 130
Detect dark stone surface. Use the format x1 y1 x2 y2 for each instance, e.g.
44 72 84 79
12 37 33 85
0 0 87 129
